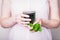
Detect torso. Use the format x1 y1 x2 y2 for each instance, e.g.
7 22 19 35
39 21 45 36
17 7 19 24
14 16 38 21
9 0 52 40
11 0 49 20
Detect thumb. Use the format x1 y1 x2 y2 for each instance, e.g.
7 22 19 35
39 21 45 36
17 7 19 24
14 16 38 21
33 19 42 25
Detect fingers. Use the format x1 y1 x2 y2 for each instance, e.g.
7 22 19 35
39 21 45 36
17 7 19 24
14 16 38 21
17 18 30 25
16 13 31 26
21 13 30 18
20 21 30 25
21 18 31 22
17 19 31 25
17 13 31 21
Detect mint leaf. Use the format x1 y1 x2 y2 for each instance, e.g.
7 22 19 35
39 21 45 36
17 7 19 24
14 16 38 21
28 23 42 32
33 23 40 32
38 23 42 32
39 28 42 32
28 23 33 27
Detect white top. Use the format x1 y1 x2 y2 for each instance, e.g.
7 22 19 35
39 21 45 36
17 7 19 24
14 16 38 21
9 0 52 40
0 0 2 16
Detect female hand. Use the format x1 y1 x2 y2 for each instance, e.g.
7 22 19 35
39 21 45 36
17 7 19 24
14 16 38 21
16 13 31 26
29 19 42 32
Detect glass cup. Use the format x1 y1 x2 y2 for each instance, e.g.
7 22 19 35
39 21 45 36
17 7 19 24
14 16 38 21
23 11 35 24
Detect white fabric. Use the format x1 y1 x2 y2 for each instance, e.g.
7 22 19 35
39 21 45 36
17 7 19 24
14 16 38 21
0 0 2 16
9 0 52 40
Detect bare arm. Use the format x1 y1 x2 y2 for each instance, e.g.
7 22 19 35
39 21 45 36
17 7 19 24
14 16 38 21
40 0 59 28
1 0 16 28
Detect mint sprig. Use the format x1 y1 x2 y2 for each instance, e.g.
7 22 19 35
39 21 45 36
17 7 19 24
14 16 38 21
28 23 42 32
28 23 33 27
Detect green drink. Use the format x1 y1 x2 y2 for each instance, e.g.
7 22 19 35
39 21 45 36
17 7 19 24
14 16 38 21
23 11 35 24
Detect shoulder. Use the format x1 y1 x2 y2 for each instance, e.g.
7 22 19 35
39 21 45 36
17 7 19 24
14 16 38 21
49 0 58 2
2 0 10 3
48 0 58 5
